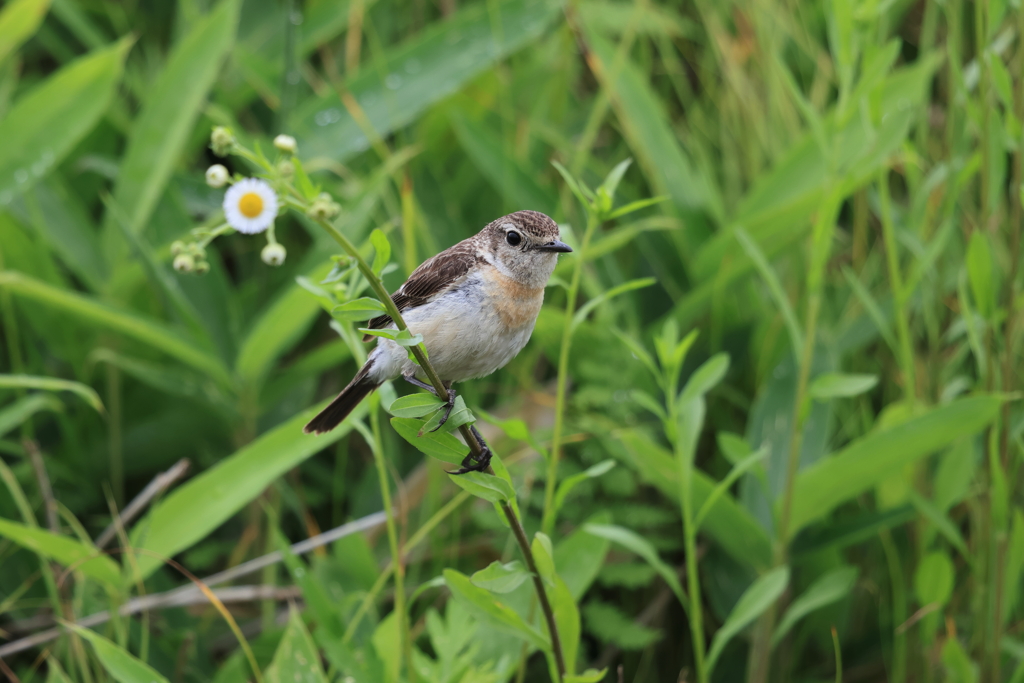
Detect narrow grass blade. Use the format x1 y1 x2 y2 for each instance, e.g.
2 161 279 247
0 374 103 413
787 395 1004 533
0 271 232 388
0 38 129 205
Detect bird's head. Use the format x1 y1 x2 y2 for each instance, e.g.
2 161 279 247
479 210 571 287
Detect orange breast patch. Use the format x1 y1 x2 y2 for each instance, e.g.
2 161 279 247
484 268 545 329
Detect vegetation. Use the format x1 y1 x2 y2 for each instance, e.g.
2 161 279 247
0 0 1021 681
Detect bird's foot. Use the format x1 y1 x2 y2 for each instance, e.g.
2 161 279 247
446 425 493 475
402 375 457 432
446 445 493 475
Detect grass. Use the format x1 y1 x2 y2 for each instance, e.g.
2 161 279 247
0 0 1022 681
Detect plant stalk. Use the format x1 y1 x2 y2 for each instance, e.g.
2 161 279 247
877 170 916 403
541 209 600 536
311 215 566 681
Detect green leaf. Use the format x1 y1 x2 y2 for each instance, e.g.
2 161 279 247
447 471 515 503
915 551 955 607
265 607 327 683
909 491 969 559
553 460 615 519
579 17 718 225
443 568 549 651
599 158 632 201
0 0 51 67
773 566 858 646
0 271 232 387
291 157 319 201
44 657 73 683
551 160 591 210
583 600 662 650
388 393 444 418
605 196 670 220
65 625 171 683
370 229 391 275
533 534 581 673
291 0 561 162
392 329 425 347
583 523 686 609
616 429 772 569
677 56 943 325
787 395 1004 533
450 112 557 214
942 636 979 683
471 560 530 594
808 373 879 400
554 512 612 601
130 398 359 578
565 670 609 683
236 261 333 386
0 38 129 207
572 278 656 331
611 329 660 381
0 518 120 586
735 227 803 360
390 417 467 465
0 393 62 437
678 353 730 405
1004 511 1024 626
966 231 996 319
332 296 388 322
0 374 103 413
104 0 239 240
706 567 790 675
695 447 767 528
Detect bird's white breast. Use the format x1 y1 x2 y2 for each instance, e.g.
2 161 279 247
367 267 544 384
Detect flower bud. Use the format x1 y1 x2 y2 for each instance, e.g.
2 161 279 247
205 164 229 188
210 126 236 157
261 242 287 266
277 160 295 177
173 254 195 273
306 193 341 220
273 134 297 154
170 240 186 256
194 260 210 275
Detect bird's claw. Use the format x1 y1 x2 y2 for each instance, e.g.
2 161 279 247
429 388 458 432
446 445 493 475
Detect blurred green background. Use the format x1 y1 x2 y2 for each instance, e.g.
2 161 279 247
0 0 1022 681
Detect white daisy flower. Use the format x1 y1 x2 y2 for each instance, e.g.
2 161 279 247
223 178 278 234
273 134 297 154
205 164 229 188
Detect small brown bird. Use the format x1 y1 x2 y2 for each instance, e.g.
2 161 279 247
304 210 571 472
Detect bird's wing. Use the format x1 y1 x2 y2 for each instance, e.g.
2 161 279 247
362 239 479 341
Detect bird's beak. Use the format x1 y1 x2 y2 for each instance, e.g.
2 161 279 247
537 240 573 253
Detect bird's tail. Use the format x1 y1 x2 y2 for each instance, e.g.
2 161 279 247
304 363 379 434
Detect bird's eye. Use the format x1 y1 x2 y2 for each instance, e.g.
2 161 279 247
506 230 522 246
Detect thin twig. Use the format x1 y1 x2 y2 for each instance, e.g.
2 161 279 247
308 216 567 678
95 459 190 549
0 512 387 657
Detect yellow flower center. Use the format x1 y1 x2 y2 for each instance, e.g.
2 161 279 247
238 192 264 218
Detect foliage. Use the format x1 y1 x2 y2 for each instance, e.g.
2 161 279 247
0 0 1021 682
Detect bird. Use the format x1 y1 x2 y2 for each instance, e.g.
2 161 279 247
304 210 572 473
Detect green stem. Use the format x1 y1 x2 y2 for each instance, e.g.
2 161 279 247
750 194 840 683
367 407 415 682
541 209 600 536
309 214 566 681
880 530 907 683
681 481 707 683
877 170 916 403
